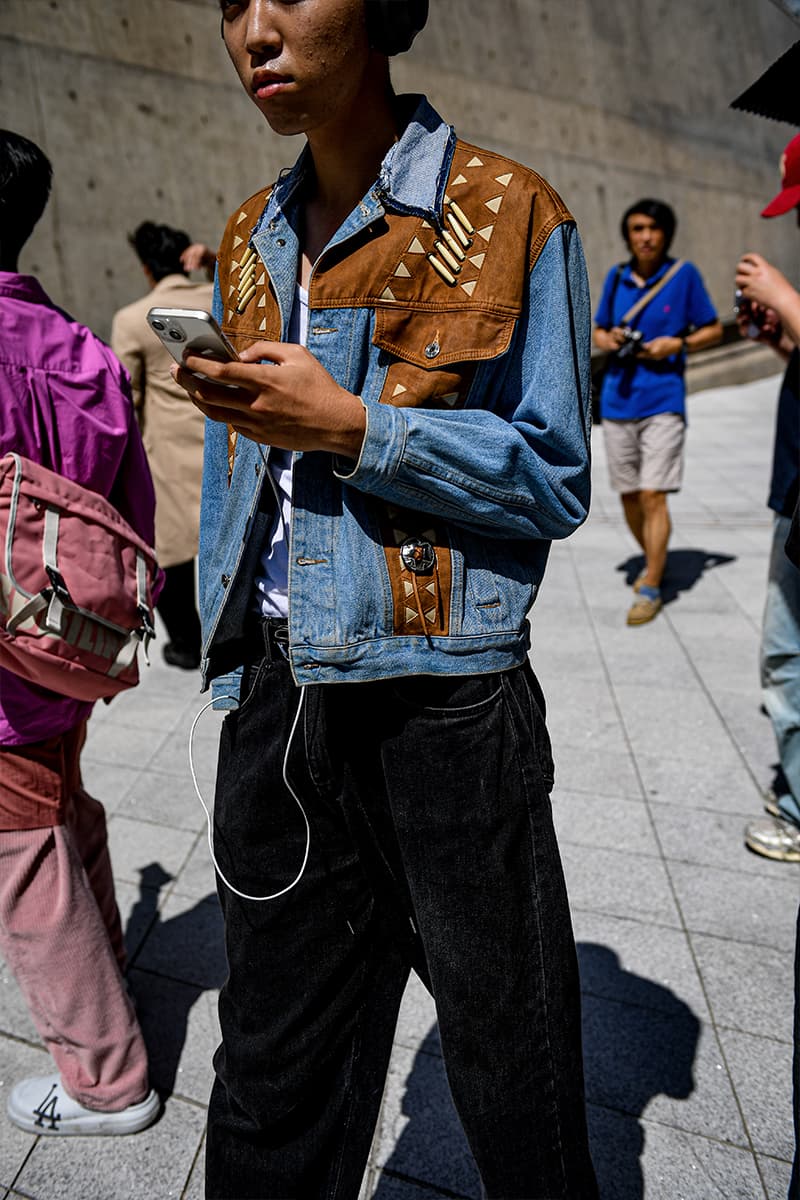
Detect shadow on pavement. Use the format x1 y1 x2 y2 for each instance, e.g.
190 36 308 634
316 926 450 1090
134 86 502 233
579 942 700 1200
123 862 227 1099
617 548 736 605
374 945 700 1200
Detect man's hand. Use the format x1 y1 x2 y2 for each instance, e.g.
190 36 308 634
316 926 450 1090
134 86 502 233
593 325 628 352
735 299 783 346
180 243 218 279
736 253 794 311
736 252 800 348
639 336 683 361
172 341 366 460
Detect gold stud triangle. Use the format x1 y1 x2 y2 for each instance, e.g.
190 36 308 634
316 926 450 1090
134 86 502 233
408 237 425 254
392 383 408 397
466 156 484 168
394 262 411 277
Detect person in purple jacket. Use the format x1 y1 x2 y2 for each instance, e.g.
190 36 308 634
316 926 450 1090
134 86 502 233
0 130 160 1136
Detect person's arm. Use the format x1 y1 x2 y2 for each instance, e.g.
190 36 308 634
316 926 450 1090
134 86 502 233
592 266 627 353
110 311 146 429
641 263 723 360
181 243 218 282
179 221 592 543
736 253 800 347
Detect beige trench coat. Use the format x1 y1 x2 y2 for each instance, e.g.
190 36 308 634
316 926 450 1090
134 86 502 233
111 275 213 568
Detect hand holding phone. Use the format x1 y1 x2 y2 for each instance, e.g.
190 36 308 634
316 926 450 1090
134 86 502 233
147 308 239 380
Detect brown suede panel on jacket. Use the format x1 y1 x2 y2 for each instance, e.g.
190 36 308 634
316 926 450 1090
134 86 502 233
215 140 573 638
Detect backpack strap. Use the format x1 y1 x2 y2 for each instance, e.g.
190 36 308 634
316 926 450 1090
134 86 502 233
619 260 685 327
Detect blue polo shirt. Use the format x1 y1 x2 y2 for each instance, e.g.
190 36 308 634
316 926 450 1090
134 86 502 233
594 257 718 421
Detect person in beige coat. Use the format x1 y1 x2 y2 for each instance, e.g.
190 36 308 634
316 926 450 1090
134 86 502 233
112 222 213 669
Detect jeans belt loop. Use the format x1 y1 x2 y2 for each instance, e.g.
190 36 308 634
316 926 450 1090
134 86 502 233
260 617 289 662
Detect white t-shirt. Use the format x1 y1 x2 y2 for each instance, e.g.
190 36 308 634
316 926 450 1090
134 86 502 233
253 284 307 618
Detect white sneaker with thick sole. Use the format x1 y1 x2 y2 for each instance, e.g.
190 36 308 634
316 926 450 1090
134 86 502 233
744 816 800 863
7 1074 160 1136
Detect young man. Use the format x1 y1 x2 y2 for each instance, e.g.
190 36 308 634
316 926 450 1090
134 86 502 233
593 200 723 625
0 131 159 1136
177 3 598 1195
735 133 800 866
112 221 212 670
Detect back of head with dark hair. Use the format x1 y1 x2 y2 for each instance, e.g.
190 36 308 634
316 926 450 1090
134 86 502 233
129 221 191 282
620 198 677 253
0 130 53 265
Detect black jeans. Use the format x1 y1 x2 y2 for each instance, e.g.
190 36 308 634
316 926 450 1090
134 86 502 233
156 559 201 654
205 624 598 1200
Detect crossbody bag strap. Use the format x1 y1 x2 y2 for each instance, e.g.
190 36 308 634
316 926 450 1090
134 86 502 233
619 259 685 327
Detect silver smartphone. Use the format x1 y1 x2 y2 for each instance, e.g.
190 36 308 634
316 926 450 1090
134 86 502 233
146 307 238 374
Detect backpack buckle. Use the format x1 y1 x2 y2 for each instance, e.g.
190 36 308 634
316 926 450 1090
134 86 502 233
45 565 72 606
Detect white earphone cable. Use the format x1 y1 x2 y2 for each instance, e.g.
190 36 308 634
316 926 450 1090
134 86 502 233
188 685 310 902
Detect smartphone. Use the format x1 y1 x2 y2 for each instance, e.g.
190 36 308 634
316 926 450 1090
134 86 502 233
733 289 762 339
146 308 238 374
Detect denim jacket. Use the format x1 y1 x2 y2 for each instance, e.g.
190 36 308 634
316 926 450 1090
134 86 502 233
200 96 591 704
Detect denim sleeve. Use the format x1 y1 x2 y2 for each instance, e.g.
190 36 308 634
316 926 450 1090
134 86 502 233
199 268 238 702
337 221 592 542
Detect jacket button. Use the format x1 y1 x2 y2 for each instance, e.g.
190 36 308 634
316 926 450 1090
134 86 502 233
221 574 231 588
424 340 440 359
400 537 436 574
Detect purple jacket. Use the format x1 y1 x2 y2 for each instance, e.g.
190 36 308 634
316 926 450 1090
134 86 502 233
0 272 156 745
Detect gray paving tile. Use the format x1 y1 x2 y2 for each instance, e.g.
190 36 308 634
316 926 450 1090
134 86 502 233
117 766 211 834
634 751 763 813
573 912 710 1022
106 814 198 888
614 684 743 766
0 1039 51 1191
587 1104 764 1200
81 720 170 772
394 972 438 1058
668 861 799 952
168 830 220 903
550 740 643 799
132 892 227 991
12 1094 206 1200
691 933 795 1042
650 801 775 876
0 961 39 1047
371 1176 463 1199
719 1028 795 1161
128 970 219 1105
76 759 141 818
582 998 745 1145
372 1042 480 1200
758 1152 795 1200
552 789 659 857
148 718 223 782
181 1139 206 1200
561 843 681 927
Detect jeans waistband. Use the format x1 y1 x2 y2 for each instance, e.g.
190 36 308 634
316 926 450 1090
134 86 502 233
257 616 289 663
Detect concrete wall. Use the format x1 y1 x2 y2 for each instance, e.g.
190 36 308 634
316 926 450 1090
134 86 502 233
2 0 798 339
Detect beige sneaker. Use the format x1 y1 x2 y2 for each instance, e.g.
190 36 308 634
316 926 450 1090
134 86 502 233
626 593 663 625
744 816 800 862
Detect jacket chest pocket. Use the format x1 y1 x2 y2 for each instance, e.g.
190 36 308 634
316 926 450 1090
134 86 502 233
372 305 516 411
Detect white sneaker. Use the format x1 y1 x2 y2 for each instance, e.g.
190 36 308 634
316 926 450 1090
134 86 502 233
7 1074 160 1136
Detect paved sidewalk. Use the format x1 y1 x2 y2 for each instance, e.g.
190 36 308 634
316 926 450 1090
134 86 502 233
0 372 796 1199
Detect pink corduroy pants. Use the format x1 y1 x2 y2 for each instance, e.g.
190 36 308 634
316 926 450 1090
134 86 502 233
0 720 150 1111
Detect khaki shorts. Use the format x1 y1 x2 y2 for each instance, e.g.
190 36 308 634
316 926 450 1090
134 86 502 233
603 412 686 494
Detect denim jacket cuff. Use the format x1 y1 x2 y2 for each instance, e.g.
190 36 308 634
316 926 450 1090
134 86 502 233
333 399 407 489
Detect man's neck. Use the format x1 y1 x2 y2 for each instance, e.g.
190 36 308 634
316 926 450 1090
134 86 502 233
632 256 666 284
300 73 399 283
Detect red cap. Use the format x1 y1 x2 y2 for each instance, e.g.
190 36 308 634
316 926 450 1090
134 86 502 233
762 132 800 218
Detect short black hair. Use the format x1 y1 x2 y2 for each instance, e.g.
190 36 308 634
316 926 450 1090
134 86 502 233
620 199 677 253
129 221 191 282
0 130 52 259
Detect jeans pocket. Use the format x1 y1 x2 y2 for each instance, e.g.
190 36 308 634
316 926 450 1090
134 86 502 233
520 665 555 792
387 671 503 716
234 658 268 718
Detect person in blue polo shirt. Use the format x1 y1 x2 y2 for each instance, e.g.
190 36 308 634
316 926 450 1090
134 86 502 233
594 199 723 625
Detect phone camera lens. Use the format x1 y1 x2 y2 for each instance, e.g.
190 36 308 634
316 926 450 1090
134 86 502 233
168 328 185 342
151 320 165 332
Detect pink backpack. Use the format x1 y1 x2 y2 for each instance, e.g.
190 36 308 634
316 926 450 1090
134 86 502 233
0 452 160 701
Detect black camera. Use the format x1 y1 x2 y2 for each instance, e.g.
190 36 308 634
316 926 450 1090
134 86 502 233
615 327 644 359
